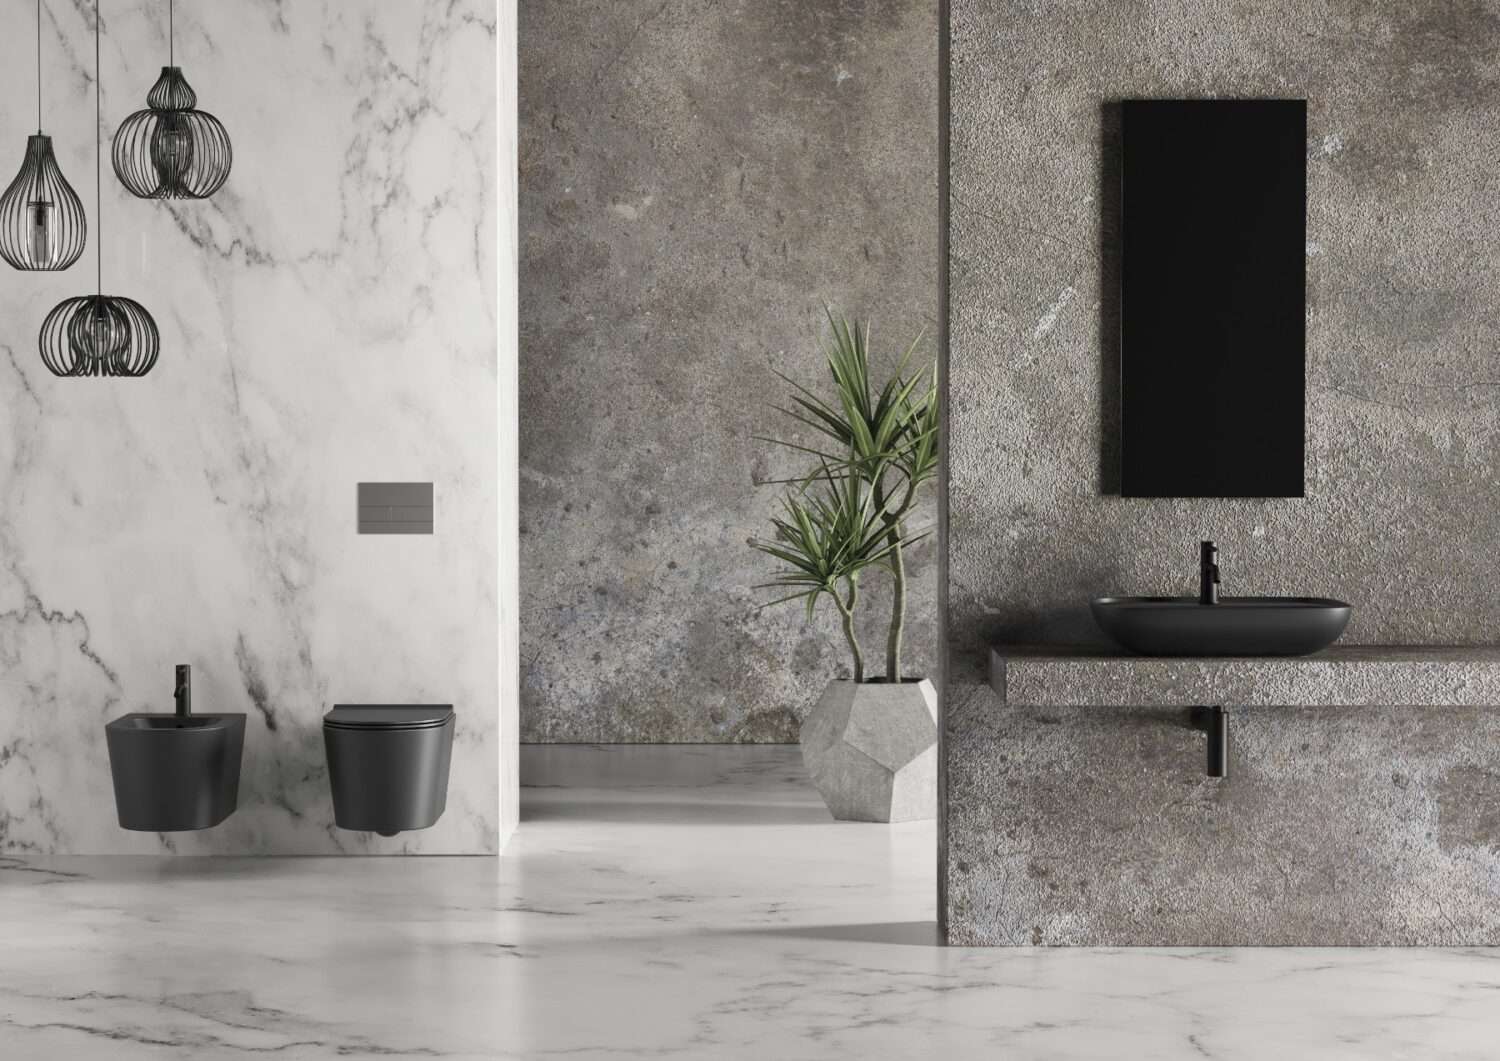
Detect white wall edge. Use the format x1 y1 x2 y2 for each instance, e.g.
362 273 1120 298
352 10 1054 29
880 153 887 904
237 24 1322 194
497 0 520 851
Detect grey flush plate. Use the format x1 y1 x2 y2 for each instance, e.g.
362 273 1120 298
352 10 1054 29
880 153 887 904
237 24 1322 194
358 482 433 534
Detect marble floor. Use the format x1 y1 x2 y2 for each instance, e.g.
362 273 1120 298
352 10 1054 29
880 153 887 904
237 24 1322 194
2 745 1499 1059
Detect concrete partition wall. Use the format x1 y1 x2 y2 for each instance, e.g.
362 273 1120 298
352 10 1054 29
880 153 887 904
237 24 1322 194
518 1 940 743
943 0 1500 944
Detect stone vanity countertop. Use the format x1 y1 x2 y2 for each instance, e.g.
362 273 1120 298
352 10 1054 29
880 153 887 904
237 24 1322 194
989 645 1500 707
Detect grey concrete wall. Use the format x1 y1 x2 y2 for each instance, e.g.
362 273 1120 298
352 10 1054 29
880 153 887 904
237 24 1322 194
946 0 1500 943
520 1 939 741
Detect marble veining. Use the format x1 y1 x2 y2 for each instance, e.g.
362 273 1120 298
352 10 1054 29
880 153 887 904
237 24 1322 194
0 1 498 853
1 748 1498 1059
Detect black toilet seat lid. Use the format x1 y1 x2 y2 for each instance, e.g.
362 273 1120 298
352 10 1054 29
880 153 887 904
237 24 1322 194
324 704 454 730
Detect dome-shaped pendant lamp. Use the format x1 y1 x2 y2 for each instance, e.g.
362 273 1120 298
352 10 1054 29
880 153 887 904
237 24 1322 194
0 0 86 271
111 0 230 200
41 0 159 379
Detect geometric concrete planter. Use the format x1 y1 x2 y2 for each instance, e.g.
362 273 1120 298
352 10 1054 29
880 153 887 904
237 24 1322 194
800 678 937 822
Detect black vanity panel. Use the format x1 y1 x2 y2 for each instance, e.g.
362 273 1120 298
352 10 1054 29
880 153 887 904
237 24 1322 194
1120 99 1306 498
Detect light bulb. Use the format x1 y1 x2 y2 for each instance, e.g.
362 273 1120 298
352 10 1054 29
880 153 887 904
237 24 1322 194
151 115 194 191
66 298 130 370
28 198 53 265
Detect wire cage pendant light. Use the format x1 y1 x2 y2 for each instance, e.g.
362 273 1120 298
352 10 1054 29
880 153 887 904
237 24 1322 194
0 0 86 270
112 0 230 199
41 0 159 379
41 294 158 377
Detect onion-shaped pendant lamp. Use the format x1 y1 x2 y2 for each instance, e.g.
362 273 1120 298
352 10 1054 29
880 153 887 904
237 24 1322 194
111 0 230 200
40 0 159 379
0 0 86 271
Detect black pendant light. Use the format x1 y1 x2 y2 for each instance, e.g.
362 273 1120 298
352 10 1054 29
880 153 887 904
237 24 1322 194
40 0 159 379
111 0 230 200
0 0 86 271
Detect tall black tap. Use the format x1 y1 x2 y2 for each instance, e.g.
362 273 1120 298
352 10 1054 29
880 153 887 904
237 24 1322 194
174 664 191 718
1199 541 1220 605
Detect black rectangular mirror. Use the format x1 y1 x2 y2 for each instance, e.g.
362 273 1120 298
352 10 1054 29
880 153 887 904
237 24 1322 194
1119 99 1307 498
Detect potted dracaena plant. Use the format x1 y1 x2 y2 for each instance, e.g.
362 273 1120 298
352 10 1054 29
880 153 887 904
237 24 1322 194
751 312 938 822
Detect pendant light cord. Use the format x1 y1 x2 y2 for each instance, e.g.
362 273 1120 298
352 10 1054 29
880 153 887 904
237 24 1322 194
169 0 174 67
95 0 101 298
35 0 42 132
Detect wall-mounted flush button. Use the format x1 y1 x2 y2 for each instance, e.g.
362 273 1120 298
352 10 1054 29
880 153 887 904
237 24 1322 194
358 482 433 534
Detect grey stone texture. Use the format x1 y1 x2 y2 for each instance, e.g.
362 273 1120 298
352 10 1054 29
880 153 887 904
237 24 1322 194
991 646 1500 708
801 679 938 822
520 1 940 741
946 685 1500 946
947 0 1500 943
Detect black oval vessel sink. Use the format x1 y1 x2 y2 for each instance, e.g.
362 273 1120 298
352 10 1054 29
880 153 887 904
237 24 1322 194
1090 596 1352 656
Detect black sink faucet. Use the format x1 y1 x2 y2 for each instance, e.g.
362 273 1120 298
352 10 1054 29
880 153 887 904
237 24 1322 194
174 664 191 719
1199 540 1220 605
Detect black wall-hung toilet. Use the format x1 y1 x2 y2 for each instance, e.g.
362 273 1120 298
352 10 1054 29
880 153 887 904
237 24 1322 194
323 705 455 836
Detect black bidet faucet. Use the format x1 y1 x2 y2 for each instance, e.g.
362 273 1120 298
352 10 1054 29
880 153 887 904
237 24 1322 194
175 664 191 719
1199 540 1220 605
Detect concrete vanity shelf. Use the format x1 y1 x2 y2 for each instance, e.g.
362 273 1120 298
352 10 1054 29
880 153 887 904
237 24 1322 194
989 645 1500 777
989 645 1500 708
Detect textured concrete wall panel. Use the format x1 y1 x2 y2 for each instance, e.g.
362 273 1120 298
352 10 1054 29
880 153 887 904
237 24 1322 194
946 0 1500 943
521 1 940 741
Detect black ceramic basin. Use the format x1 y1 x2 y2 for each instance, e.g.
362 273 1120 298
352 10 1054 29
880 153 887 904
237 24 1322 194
105 713 246 831
1090 596 1352 656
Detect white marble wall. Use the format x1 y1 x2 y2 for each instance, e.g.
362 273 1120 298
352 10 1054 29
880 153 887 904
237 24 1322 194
0 1 501 853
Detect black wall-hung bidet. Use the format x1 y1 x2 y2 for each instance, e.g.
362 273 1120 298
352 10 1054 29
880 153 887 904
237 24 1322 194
105 664 246 830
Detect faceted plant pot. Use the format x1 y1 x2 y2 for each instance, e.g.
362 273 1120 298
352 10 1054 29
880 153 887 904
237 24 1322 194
800 678 937 823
